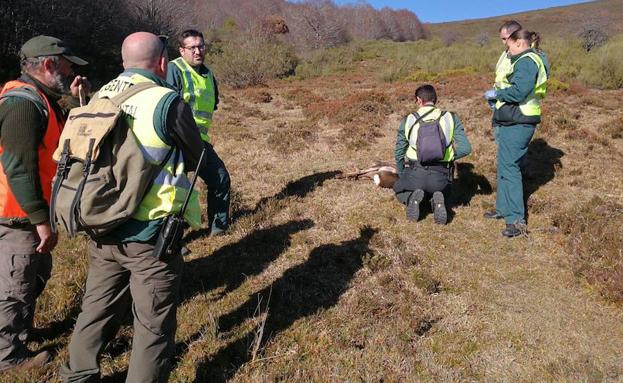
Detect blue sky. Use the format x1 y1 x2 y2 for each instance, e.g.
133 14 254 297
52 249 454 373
333 0 593 23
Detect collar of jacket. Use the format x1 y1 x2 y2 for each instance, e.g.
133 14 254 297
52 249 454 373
122 68 171 88
509 48 536 63
19 73 62 103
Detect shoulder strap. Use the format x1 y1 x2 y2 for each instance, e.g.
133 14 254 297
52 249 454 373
407 108 435 143
106 82 159 107
0 87 49 120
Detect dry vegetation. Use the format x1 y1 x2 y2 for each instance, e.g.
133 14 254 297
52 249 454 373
2 1 623 382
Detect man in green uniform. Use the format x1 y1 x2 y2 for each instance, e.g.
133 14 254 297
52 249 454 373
394 85 472 224
60 32 205 382
167 29 230 235
0 35 88 370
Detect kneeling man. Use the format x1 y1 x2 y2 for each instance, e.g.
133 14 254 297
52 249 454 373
393 84 472 224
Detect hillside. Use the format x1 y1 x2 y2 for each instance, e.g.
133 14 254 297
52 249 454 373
1 2 623 382
427 0 623 42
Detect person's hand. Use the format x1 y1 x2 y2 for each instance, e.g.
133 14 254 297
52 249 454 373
488 99 496 111
35 222 58 253
484 89 497 100
70 76 90 98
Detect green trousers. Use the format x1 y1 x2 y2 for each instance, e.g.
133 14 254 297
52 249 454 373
494 124 535 225
60 240 182 383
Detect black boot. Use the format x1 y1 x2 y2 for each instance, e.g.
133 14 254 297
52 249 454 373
406 189 424 221
432 191 447 225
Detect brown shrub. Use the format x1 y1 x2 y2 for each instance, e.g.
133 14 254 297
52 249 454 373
244 88 273 103
601 115 623 139
283 87 323 106
303 91 393 148
552 197 623 303
266 121 317 153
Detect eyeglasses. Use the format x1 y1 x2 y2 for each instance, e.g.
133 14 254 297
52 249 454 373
182 44 206 52
158 35 169 58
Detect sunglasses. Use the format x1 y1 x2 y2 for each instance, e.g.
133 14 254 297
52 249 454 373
158 35 168 58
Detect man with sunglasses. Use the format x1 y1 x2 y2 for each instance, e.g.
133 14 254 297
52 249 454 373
0 35 89 371
167 29 230 236
60 32 205 382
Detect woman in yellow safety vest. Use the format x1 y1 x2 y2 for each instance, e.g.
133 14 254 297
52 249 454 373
483 29 548 237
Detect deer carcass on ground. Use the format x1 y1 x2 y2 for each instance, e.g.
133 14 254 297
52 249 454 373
337 161 399 188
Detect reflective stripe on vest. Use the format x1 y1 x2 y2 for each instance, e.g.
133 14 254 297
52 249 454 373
171 57 215 143
495 51 548 117
0 80 63 220
494 50 512 90
97 73 201 228
404 106 455 163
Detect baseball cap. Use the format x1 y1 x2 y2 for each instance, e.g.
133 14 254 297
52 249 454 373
20 35 88 66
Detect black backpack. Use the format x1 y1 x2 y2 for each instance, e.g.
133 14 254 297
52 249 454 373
407 109 449 164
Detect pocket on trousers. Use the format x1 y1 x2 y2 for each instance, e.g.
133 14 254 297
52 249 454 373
0 254 35 295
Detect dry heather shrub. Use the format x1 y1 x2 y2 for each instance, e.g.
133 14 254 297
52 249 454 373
305 91 393 125
602 115 623 139
243 88 273 104
209 37 297 88
553 197 623 303
283 87 323 105
304 91 393 147
266 121 317 152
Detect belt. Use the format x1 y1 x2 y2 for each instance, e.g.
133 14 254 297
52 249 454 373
408 160 453 173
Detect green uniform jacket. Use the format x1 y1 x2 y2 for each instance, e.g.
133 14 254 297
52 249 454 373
493 48 550 127
394 110 472 175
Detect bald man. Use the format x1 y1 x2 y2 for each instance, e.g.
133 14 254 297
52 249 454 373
60 32 205 383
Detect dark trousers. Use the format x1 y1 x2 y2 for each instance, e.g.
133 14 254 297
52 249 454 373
198 141 230 233
60 240 183 383
0 224 52 369
393 164 451 206
494 124 535 224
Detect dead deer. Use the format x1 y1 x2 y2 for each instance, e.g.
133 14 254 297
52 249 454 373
337 161 399 188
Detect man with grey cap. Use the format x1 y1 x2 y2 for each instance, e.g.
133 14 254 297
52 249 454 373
0 35 89 370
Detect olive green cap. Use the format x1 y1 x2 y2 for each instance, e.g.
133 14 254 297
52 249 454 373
20 35 88 66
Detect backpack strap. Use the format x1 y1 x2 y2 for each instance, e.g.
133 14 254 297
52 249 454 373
0 87 49 122
68 138 96 236
50 139 71 234
406 108 435 144
106 82 159 106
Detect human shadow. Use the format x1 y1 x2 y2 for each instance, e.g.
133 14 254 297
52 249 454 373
451 162 494 206
231 170 341 221
180 219 315 303
192 226 378 382
522 138 564 219
100 219 315 381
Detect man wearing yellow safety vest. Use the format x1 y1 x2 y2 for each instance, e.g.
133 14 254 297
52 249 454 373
394 85 472 224
167 29 230 235
484 28 549 237
60 32 205 382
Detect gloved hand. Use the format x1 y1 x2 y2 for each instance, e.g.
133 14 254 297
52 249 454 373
487 99 496 111
484 89 497 100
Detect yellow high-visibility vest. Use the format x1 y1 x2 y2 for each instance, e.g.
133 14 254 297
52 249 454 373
171 57 216 143
98 72 201 228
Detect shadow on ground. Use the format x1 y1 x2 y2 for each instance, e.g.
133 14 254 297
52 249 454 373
452 162 493 206
192 226 378 382
231 170 340 221
523 138 564 199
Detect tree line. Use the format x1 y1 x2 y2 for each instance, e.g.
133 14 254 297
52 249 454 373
1 0 425 85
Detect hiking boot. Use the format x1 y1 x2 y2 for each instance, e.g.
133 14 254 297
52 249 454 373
502 224 523 238
483 210 503 219
406 189 425 221
431 191 447 225
1 351 52 372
